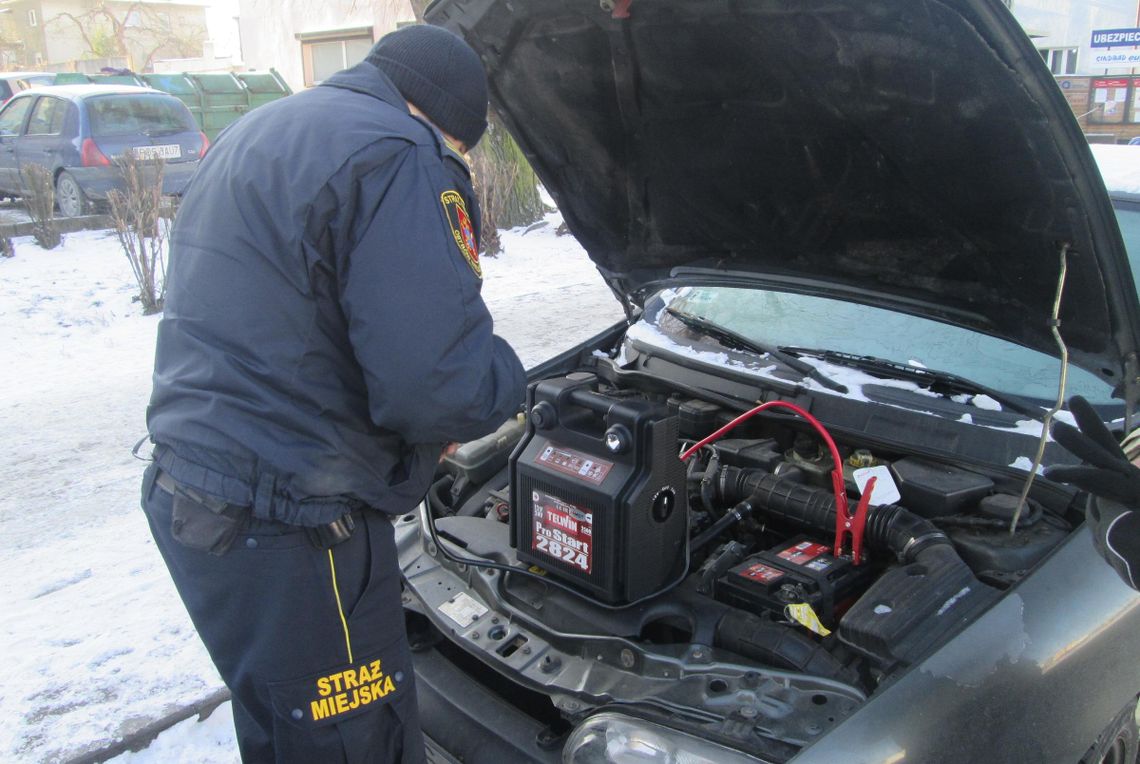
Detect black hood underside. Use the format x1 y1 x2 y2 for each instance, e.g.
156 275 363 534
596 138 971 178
429 0 1140 400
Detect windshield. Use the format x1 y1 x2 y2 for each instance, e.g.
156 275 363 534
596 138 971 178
646 286 1116 406
88 95 195 137
1113 199 1140 295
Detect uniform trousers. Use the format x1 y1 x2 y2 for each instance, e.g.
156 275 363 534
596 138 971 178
141 462 426 764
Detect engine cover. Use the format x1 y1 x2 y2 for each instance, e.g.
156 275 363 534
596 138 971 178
510 374 687 603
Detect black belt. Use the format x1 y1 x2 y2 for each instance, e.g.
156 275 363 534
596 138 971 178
156 469 232 512
154 469 358 549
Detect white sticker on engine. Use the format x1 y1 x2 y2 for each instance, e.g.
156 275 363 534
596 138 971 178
439 592 488 629
853 466 902 506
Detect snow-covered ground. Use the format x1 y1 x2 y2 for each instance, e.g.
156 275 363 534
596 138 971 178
0 213 622 763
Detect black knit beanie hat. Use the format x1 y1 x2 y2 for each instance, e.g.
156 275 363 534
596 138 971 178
366 25 488 148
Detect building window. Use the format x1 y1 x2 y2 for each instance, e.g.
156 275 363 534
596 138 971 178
297 28 374 87
27 9 37 27
1039 47 1078 75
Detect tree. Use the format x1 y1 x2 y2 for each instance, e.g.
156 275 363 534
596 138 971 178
467 113 544 254
47 2 206 71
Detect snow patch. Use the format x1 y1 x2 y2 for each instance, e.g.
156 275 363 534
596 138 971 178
1009 456 1045 474
1091 144 1140 195
971 394 1003 411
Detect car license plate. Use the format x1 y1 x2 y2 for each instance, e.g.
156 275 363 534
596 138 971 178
133 144 181 160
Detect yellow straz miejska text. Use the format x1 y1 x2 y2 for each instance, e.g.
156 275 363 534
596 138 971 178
309 659 396 721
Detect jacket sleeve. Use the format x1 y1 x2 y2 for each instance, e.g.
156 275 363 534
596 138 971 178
333 142 527 445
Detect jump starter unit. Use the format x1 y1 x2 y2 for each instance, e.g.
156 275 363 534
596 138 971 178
509 374 688 604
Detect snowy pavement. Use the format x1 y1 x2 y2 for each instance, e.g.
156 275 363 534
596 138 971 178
0 212 622 763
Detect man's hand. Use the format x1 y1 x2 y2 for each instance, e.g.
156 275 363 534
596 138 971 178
440 442 460 462
1048 396 1140 589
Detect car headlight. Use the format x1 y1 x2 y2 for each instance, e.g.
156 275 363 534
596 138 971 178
562 712 764 764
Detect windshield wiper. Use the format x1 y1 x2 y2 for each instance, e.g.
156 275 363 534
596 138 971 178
780 347 1042 419
664 308 848 393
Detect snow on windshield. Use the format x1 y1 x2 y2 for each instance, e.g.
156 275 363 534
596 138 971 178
622 299 1077 445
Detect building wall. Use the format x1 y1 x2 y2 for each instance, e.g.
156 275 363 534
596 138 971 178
1012 0 1139 75
0 8 23 68
32 0 208 71
41 0 94 66
1008 0 1140 141
0 1 47 68
237 0 413 91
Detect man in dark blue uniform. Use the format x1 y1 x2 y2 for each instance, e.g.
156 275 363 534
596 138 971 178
140 24 526 762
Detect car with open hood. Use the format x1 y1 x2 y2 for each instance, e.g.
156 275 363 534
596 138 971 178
397 1 1140 762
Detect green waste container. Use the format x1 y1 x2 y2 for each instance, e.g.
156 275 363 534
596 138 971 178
50 69 293 139
186 73 247 140
51 72 91 85
234 69 292 109
88 74 146 86
51 73 147 86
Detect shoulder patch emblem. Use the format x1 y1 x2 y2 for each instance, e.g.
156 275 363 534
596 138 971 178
440 190 481 278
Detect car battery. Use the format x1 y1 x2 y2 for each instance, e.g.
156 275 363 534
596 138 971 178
715 536 875 626
510 374 688 604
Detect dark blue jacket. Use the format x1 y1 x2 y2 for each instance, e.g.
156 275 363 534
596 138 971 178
146 62 527 526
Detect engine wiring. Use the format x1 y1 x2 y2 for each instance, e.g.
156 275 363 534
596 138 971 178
424 400 847 608
422 398 851 609
424 399 875 615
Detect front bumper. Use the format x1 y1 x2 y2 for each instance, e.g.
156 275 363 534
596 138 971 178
414 644 561 764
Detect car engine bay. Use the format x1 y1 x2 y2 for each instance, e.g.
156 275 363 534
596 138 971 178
396 335 1080 758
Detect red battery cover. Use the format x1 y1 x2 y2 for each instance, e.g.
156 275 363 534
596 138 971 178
715 535 875 625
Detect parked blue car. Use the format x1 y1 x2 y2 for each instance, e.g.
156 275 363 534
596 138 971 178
0 84 208 216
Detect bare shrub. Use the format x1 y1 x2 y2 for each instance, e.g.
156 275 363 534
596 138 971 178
108 152 169 314
0 237 13 258
19 163 61 249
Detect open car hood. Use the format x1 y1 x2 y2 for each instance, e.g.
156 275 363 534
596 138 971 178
428 0 1140 403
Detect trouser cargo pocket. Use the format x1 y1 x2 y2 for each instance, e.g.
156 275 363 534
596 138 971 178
266 637 422 763
266 637 413 730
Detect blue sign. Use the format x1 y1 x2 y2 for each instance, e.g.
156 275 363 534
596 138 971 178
1092 28 1140 47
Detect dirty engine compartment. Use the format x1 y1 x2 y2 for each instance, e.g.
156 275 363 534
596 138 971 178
395 327 1078 760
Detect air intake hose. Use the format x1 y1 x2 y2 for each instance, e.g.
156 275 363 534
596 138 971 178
715 466 950 563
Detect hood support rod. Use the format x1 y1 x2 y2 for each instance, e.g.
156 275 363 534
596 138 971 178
1010 242 1071 533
